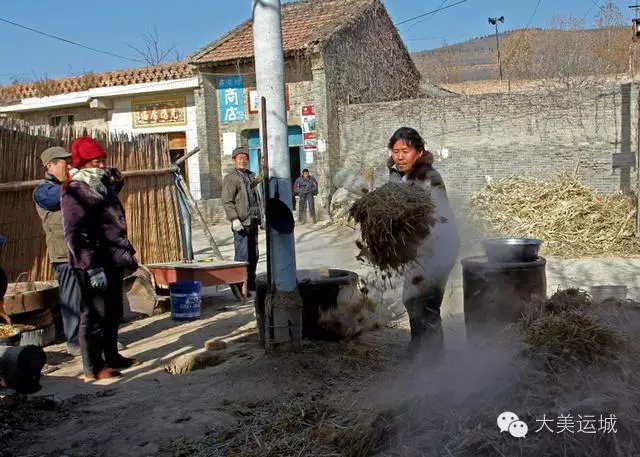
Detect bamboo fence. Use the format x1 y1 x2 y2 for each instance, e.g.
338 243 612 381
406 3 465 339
0 119 183 282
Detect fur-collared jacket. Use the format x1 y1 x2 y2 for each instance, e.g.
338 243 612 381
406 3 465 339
387 155 460 292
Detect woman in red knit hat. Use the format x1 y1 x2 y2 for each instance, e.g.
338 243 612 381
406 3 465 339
61 136 141 381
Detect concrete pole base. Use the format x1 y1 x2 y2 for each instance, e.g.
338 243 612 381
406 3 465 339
264 289 303 352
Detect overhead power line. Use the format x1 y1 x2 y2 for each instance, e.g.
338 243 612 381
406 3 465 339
524 0 542 28
0 16 141 63
403 0 449 34
395 0 471 27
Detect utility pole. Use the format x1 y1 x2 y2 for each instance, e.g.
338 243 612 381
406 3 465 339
630 4 640 236
631 5 640 77
488 16 505 81
252 0 302 350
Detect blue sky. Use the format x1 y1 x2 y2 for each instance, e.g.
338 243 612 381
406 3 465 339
0 0 634 85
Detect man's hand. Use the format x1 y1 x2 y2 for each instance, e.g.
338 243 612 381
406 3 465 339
88 268 108 291
232 219 244 232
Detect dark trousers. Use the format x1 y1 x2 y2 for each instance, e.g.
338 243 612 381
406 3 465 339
75 267 124 374
404 283 446 358
52 262 81 348
233 219 259 290
298 193 316 223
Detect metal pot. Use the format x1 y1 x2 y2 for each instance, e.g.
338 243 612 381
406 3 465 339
483 238 543 263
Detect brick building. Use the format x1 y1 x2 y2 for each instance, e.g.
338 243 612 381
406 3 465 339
0 63 204 197
188 0 421 220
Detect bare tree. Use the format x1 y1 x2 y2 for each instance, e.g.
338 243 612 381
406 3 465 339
500 29 537 79
128 27 182 66
592 1 628 74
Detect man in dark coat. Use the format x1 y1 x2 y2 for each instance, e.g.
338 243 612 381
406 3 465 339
61 136 140 382
34 146 82 355
293 169 318 224
221 147 262 294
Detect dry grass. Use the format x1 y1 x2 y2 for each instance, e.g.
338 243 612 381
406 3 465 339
330 291 640 457
519 289 625 371
158 289 640 457
158 340 400 457
469 173 640 258
349 182 436 274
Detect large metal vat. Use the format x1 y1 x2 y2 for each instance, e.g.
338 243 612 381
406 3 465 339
461 256 547 339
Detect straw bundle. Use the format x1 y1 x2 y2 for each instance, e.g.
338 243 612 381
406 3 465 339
469 173 640 258
349 182 436 274
0 120 182 282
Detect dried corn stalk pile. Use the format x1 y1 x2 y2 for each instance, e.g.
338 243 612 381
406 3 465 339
469 173 640 257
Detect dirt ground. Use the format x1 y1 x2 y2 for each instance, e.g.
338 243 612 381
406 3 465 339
4 223 640 456
1 291 414 457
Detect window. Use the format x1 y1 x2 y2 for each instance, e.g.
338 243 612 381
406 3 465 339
50 114 74 127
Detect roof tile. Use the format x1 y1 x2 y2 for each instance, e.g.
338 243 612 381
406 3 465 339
191 0 374 65
0 61 194 101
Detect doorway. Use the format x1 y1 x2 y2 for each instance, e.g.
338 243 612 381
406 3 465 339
245 126 304 178
168 132 188 187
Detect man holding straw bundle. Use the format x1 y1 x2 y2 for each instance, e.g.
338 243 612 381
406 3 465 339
387 127 460 361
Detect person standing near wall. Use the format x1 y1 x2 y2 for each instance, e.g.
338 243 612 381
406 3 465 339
33 146 81 356
221 147 261 294
387 127 460 361
293 168 318 224
61 136 140 381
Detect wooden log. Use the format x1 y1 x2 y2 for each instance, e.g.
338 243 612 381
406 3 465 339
0 167 176 192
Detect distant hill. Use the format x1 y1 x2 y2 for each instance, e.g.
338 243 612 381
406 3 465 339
410 30 530 83
411 26 628 84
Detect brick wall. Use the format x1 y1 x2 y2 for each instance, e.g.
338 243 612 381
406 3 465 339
16 106 107 131
338 83 639 203
195 72 222 200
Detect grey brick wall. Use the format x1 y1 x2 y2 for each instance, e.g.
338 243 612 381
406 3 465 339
194 72 222 200
18 107 107 131
338 83 639 203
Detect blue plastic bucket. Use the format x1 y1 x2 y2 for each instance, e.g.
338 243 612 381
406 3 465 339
169 281 202 321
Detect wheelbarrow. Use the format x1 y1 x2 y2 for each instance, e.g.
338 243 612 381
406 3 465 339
123 147 247 316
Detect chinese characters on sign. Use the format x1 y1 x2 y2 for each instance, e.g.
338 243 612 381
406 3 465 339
301 105 317 165
218 76 245 123
301 104 317 149
534 414 618 434
132 96 187 128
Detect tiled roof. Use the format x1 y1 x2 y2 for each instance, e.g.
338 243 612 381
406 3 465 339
190 0 375 65
0 61 194 101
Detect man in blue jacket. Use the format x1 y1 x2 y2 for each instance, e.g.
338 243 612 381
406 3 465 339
34 147 82 355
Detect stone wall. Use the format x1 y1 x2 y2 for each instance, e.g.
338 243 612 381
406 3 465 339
338 82 639 204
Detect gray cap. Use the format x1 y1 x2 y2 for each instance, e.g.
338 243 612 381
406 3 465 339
232 147 249 159
40 146 71 167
